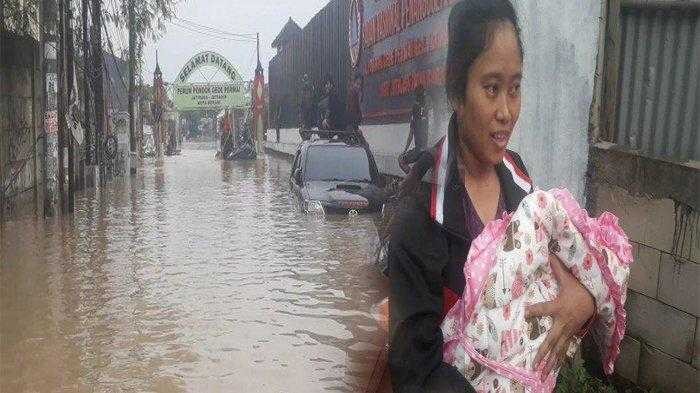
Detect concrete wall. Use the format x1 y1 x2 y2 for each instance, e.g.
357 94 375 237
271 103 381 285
1 34 42 220
265 128 302 158
588 145 699 393
508 0 602 202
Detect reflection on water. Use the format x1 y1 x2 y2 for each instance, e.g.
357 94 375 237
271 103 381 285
1 146 387 392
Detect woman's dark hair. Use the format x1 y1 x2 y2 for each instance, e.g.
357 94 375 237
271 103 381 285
446 0 524 104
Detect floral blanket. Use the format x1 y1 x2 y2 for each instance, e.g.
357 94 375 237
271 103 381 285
441 189 633 393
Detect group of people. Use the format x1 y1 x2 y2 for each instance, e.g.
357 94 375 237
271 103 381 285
299 74 342 132
296 72 366 143
218 110 256 160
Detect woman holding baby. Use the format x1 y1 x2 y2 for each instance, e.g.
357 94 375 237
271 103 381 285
386 1 633 392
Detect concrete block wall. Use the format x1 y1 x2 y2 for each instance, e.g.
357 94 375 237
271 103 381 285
589 147 699 393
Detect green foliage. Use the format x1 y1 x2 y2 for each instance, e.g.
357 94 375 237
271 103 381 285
104 0 179 70
556 365 661 393
1 0 40 36
556 365 618 393
54 0 179 77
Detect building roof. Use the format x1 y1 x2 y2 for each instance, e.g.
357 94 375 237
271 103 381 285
271 18 302 49
103 50 129 111
154 50 162 76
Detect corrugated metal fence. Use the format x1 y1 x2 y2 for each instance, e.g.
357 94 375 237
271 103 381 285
268 0 350 129
614 1 699 162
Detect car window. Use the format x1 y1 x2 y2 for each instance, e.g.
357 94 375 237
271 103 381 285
304 146 372 182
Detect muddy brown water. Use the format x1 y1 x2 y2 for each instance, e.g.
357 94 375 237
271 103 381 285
1 146 388 392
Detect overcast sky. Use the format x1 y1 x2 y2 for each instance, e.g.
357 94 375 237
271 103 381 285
122 0 330 84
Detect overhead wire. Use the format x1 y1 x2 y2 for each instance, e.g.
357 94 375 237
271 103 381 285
82 9 260 86
166 18 258 82
169 20 257 43
170 21 257 43
173 16 257 39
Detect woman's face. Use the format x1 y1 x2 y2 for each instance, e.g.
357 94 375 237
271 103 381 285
455 22 522 167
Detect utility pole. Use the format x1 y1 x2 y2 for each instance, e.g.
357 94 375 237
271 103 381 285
253 32 265 154
66 6 75 211
138 73 144 159
81 0 92 171
57 0 66 212
153 52 163 159
41 0 58 217
128 0 136 161
91 0 105 185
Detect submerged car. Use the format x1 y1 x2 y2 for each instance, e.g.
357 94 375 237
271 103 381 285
290 137 384 214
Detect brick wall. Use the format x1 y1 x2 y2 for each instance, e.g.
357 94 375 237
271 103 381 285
588 144 699 392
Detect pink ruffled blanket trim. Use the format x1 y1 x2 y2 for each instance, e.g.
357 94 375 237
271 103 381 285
461 211 513 318
551 188 632 374
552 189 633 266
442 212 513 372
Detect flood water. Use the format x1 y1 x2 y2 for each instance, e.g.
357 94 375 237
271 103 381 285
1 144 388 392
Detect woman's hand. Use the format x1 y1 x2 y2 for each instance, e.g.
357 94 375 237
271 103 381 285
525 253 595 380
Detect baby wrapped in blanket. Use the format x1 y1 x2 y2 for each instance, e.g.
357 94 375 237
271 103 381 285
440 189 633 393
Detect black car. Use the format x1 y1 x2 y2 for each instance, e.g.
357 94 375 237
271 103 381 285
290 137 384 214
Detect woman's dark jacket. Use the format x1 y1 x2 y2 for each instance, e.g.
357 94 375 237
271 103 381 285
388 115 533 393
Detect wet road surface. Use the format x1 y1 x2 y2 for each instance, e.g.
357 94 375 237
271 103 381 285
1 144 388 392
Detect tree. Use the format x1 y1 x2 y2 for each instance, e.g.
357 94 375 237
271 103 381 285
1 0 40 35
104 0 177 73
65 0 176 93
105 0 177 158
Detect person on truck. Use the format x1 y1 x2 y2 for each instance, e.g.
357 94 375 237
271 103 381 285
299 73 315 129
318 76 341 135
398 85 430 174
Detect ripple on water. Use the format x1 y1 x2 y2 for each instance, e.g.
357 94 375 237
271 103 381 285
1 147 387 393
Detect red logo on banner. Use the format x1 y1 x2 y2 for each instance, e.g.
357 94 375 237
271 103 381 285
348 0 363 69
253 73 265 115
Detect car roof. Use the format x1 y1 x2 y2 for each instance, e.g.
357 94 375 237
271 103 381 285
294 138 380 182
298 139 367 153
303 138 356 147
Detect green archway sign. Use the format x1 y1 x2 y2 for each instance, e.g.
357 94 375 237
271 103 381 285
172 51 250 111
